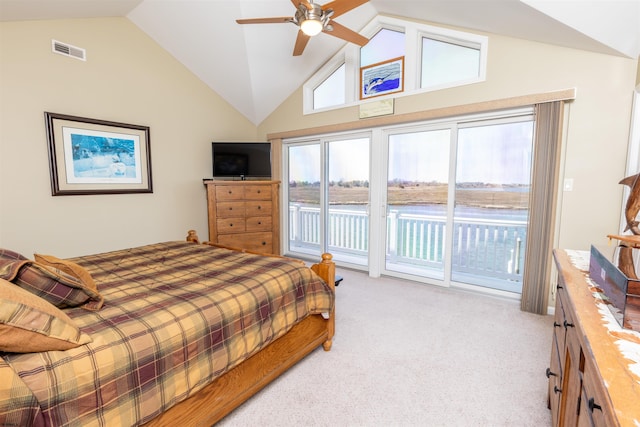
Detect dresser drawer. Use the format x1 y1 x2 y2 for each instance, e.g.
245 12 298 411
205 180 280 255
217 201 245 217
246 201 272 216
579 357 614 427
246 216 272 232
244 185 271 200
215 186 244 201
218 232 272 253
216 218 246 233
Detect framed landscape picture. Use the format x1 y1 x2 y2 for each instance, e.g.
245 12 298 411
360 56 404 99
44 112 152 196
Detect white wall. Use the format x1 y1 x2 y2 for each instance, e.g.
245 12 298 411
259 30 639 253
0 18 258 258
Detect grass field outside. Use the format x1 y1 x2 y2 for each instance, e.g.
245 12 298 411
289 182 529 210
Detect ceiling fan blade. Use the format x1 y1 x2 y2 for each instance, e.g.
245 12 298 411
291 0 312 9
293 30 311 56
324 21 368 46
322 0 369 18
236 17 292 25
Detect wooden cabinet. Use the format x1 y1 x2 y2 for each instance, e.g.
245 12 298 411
548 250 640 427
204 180 280 255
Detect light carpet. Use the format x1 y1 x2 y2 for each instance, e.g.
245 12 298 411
217 269 554 426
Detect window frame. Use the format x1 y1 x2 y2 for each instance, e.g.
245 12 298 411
417 30 487 92
302 15 488 116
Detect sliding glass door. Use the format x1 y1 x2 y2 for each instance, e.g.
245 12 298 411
384 128 451 280
286 136 370 267
287 143 321 257
452 120 533 293
283 110 534 295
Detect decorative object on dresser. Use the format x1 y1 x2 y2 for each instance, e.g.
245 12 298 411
589 244 640 331
547 250 640 427
204 180 280 255
595 173 640 331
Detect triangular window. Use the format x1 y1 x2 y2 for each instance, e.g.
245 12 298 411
313 63 346 109
361 28 404 67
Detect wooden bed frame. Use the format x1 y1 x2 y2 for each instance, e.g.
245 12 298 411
143 231 335 426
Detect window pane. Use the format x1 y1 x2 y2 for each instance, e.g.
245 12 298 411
288 144 321 256
361 28 404 67
452 120 533 293
386 129 450 279
421 37 480 88
313 64 346 109
328 138 370 266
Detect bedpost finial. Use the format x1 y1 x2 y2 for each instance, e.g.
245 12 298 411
186 230 200 244
321 253 333 263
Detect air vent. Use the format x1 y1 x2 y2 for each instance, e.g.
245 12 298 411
52 40 86 61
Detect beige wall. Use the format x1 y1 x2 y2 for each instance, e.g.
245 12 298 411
1 16 638 262
0 18 258 257
259 30 639 253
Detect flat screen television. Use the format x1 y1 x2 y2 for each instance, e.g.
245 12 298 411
211 142 271 180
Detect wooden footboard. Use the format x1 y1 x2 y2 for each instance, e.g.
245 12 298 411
143 232 335 426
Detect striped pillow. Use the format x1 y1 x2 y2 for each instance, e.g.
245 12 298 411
0 278 92 353
34 254 103 310
0 250 103 311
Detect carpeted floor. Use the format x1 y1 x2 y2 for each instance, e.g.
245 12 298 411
217 269 554 426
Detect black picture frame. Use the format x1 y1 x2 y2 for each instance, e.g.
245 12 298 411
44 112 152 196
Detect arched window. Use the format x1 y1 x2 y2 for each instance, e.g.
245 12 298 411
303 16 487 115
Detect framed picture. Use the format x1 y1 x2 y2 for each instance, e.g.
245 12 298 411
44 112 152 196
360 56 404 100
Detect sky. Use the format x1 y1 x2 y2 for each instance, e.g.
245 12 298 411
288 120 533 185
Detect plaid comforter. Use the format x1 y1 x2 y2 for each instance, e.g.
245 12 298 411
0 241 333 426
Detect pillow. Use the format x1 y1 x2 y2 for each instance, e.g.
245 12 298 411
34 253 98 296
0 248 28 261
0 253 104 311
0 278 92 353
0 248 29 278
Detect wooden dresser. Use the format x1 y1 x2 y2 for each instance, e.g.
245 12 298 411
548 250 640 427
204 180 280 255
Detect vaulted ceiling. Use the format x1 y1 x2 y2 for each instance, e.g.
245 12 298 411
1 0 639 125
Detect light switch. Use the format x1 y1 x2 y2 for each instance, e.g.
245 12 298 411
564 178 574 191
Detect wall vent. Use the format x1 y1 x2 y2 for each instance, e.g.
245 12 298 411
52 40 86 61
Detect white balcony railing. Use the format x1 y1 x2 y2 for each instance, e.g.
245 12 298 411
289 204 527 284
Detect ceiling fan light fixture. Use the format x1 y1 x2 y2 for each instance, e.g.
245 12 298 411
237 0 370 56
301 18 323 36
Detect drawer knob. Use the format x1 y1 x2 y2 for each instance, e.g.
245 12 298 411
258 221 262 225
229 223 233 227
257 190 261 193
588 398 602 412
261 241 266 245
545 368 557 378
564 320 574 329
257 205 262 210
553 322 562 328
553 385 562 395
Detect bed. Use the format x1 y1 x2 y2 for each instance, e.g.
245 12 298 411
0 231 335 426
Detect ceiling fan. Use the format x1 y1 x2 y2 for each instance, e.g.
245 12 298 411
236 0 370 56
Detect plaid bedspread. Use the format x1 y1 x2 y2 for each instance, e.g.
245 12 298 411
0 241 333 427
